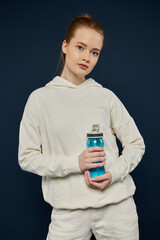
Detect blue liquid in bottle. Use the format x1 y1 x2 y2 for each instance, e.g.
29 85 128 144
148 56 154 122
87 124 106 182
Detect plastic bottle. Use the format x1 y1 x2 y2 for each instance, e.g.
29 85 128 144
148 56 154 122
86 124 106 182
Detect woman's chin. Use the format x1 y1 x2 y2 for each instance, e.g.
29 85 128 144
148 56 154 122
76 69 90 77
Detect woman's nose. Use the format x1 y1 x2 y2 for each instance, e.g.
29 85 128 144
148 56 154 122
82 50 90 62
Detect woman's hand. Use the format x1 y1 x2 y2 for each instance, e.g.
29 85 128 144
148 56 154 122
78 146 106 173
84 170 112 191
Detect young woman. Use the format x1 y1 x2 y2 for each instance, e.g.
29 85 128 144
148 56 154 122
18 13 145 240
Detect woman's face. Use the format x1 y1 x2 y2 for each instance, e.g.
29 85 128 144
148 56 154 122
61 27 103 79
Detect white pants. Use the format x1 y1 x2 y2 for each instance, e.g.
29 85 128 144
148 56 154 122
46 196 139 240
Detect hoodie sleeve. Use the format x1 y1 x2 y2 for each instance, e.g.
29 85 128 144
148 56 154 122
108 91 145 185
18 92 82 177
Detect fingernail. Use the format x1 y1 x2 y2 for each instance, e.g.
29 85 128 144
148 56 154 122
92 178 96 181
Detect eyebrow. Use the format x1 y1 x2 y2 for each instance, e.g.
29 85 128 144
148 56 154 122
76 41 101 52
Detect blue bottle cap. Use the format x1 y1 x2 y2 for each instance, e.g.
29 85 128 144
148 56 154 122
87 124 103 138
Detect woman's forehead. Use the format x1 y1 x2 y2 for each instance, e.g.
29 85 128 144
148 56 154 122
71 27 103 48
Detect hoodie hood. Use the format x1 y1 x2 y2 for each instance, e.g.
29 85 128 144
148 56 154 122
45 76 103 89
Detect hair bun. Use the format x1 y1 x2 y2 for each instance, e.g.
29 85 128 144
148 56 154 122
80 13 91 19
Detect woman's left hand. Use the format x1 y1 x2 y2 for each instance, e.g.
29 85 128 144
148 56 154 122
84 170 112 191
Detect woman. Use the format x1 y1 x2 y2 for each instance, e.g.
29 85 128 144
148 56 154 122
18 13 145 240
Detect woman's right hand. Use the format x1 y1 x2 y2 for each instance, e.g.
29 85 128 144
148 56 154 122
78 146 106 173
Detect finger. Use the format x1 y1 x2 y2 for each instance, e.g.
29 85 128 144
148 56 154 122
89 157 106 163
87 171 100 190
91 177 111 189
87 146 104 153
90 160 106 169
89 177 108 188
91 181 111 191
88 156 106 162
84 171 90 186
91 173 108 182
107 171 112 178
89 179 104 189
87 172 111 190
89 151 106 158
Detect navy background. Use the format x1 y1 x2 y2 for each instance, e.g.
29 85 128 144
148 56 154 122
1 0 160 239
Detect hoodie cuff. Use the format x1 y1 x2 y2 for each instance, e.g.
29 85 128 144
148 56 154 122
107 159 125 185
108 165 121 185
65 155 82 175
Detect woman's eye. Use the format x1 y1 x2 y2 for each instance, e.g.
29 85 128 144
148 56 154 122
77 46 99 56
92 52 99 56
77 46 83 50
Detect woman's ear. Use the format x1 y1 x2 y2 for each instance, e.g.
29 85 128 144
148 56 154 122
62 40 67 54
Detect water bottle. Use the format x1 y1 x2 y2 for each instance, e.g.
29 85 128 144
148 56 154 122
86 124 106 182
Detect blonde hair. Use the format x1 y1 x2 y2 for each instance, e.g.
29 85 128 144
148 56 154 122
55 13 105 76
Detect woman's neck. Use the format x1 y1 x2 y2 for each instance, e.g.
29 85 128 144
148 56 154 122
60 69 86 86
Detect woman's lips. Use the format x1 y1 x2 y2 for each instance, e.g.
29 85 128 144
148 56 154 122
78 64 88 70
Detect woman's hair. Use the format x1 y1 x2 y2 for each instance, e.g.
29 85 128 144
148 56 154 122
55 13 105 76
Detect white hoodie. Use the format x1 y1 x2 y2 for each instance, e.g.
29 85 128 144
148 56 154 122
18 75 145 209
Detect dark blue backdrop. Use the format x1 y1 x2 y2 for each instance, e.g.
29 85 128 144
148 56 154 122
1 0 160 239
